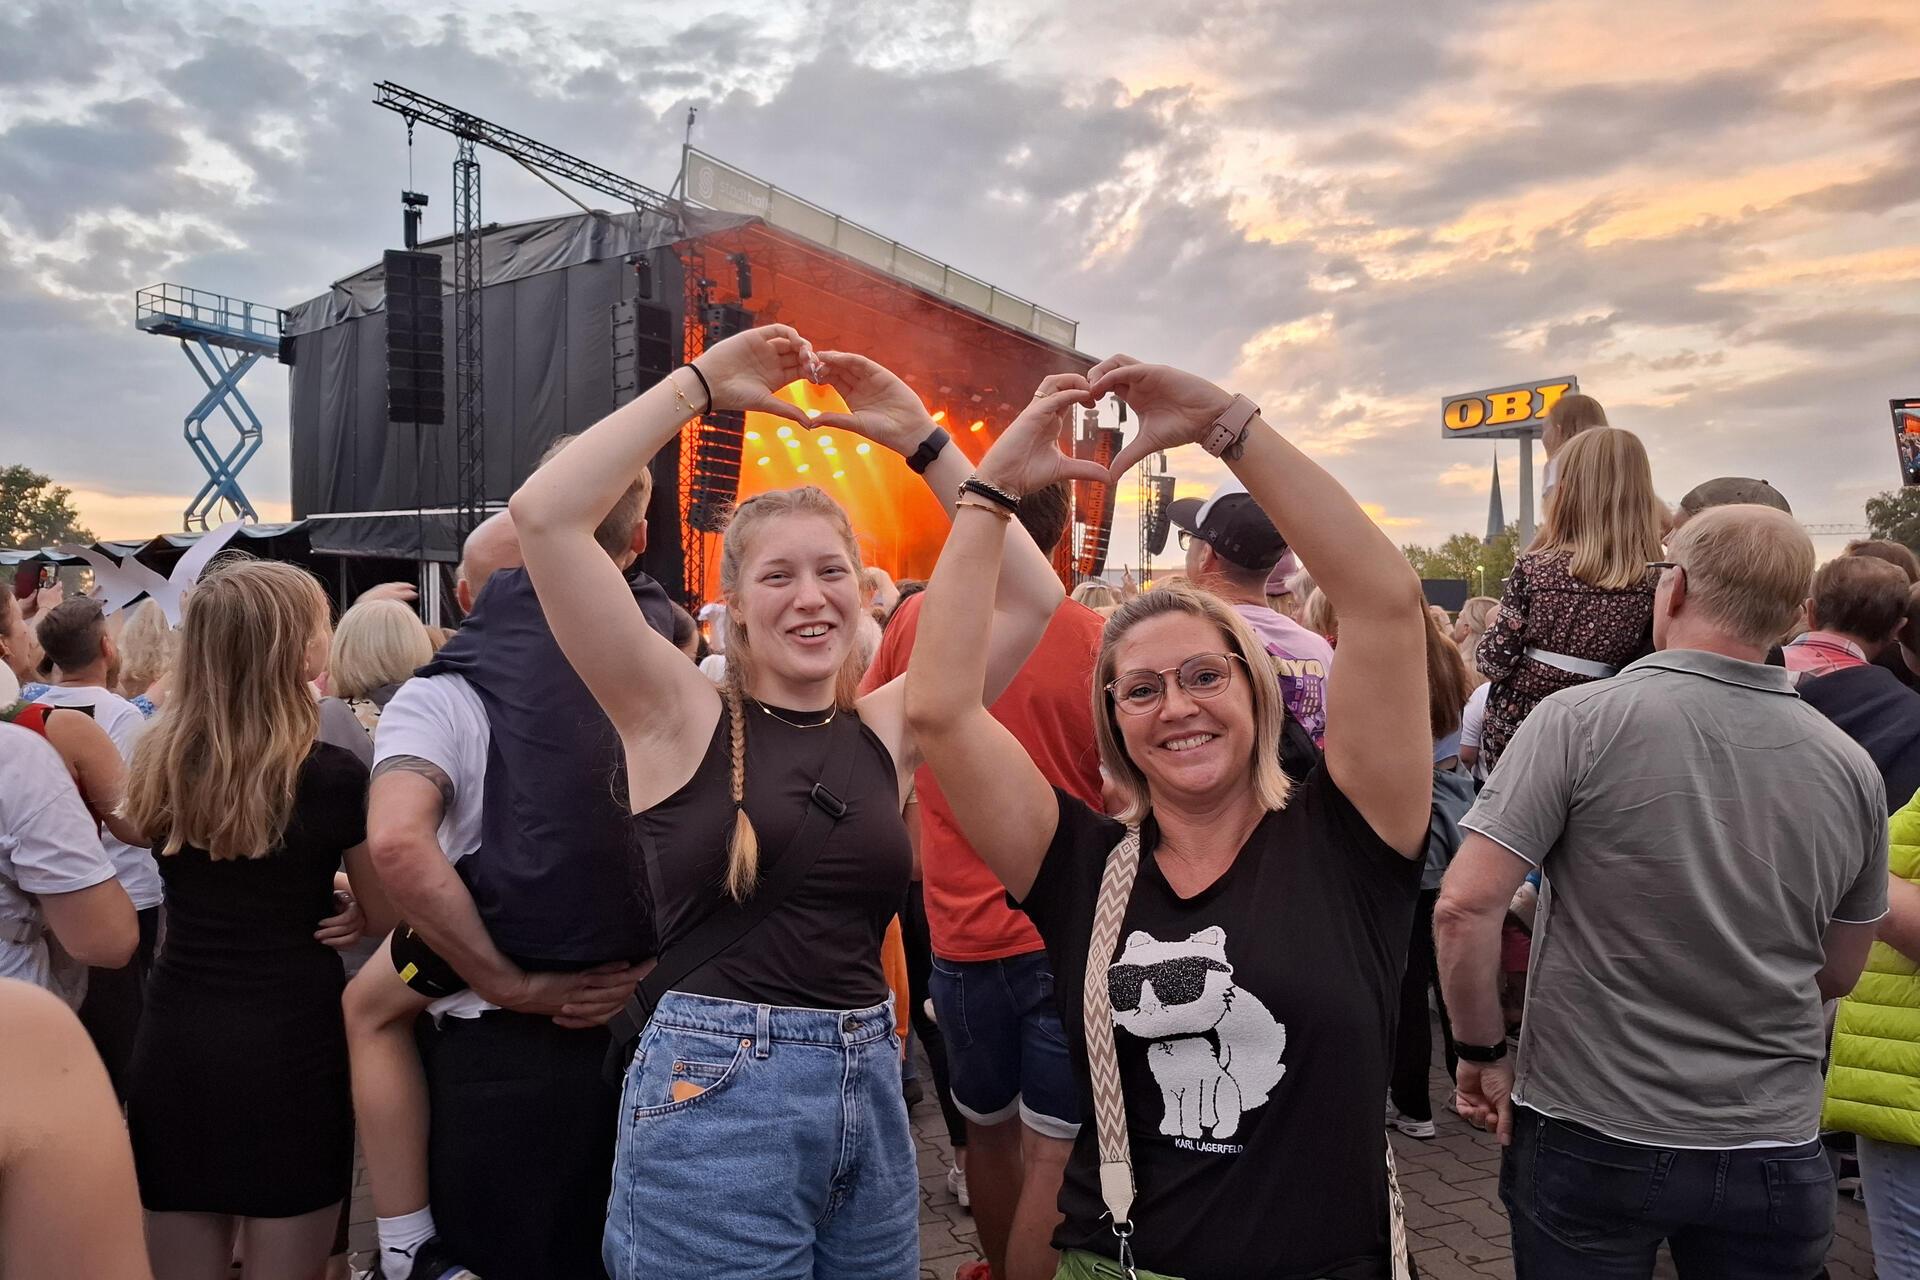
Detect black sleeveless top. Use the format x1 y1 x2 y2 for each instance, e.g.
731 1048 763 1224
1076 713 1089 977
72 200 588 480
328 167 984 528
633 702 911 1010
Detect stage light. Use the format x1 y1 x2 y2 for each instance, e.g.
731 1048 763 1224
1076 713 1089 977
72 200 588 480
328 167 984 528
932 410 946 424
970 420 986 433
823 447 837 457
833 470 845 479
777 425 793 439
797 463 811 473
856 442 872 455
730 253 753 300
756 456 770 467
745 430 761 442
785 438 800 449
817 434 834 447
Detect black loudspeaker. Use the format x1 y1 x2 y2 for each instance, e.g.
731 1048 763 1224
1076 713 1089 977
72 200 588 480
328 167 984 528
611 300 675 407
688 304 753 533
384 249 445 425
1143 472 1177 555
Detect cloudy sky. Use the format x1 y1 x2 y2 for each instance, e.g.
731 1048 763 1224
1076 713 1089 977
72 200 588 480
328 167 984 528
2 0 1917 565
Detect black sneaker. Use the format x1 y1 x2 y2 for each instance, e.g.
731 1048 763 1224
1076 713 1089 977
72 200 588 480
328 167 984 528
377 1238 481 1280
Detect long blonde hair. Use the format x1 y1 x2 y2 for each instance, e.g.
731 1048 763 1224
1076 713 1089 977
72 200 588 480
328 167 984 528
116 599 176 697
716 487 868 900
125 558 326 861
1534 428 1664 590
1093 581 1292 824
1456 595 1498 675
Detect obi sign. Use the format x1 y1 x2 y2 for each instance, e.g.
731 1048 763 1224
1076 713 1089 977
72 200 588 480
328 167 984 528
1440 377 1579 440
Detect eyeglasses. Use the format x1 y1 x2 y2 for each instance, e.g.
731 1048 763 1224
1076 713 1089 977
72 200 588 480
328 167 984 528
1105 652 1249 715
1108 956 1231 1012
1647 560 1678 574
1176 529 1196 551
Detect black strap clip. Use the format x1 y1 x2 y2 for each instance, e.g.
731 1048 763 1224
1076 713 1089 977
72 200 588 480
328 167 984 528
810 783 847 819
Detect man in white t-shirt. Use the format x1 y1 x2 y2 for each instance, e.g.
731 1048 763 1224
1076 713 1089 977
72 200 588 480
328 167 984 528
30 598 160 1095
0 724 136 1001
1173 483 1335 749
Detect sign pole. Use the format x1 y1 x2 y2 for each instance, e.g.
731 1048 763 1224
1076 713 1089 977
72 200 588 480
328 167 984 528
1518 436 1535 548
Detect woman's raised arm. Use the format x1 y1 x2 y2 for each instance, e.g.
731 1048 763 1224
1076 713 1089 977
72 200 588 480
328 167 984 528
1091 356 1430 857
509 327 814 792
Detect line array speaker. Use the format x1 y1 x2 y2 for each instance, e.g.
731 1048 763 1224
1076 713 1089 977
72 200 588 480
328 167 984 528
384 249 445 425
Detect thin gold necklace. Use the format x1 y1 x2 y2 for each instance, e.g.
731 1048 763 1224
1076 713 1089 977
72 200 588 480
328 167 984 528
749 698 838 730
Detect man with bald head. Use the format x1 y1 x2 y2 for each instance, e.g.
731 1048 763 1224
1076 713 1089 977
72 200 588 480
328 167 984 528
1435 505 1889 1277
362 443 670 1278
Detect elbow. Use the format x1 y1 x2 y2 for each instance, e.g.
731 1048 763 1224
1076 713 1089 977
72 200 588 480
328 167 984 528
903 673 946 742
367 830 435 907
1432 888 1485 951
62 914 138 970
1818 966 1866 1002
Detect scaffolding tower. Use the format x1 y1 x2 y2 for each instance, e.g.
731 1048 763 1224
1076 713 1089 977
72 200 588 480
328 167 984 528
135 284 286 530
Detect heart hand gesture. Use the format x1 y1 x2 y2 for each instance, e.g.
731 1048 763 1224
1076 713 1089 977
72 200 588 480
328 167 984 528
973 375 1109 499
807 351 938 456
1087 355 1237 482
689 325 817 428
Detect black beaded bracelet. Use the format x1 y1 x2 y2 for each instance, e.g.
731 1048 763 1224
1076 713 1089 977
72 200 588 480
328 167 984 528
680 363 714 414
958 476 1021 512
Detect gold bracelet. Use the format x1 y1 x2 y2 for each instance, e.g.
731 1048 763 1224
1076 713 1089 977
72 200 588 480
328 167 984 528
955 495 1014 521
668 371 700 419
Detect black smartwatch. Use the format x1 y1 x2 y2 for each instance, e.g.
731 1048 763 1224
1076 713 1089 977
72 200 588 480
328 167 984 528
905 426 951 475
1455 1039 1509 1064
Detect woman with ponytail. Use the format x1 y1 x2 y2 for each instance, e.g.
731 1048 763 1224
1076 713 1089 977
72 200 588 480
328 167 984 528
511 327 1103 1279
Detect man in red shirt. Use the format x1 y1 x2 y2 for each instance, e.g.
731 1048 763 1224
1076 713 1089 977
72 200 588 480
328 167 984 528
863 482 1104 1280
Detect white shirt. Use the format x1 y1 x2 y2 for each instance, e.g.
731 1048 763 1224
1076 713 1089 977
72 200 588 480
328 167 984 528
698 653 728 685
1460 682 1491 765
0 724 118 996
29 685 162 909
373 673 494 1019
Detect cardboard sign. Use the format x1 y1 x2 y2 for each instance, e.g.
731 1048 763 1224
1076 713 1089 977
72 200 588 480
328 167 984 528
1440 377 1579 440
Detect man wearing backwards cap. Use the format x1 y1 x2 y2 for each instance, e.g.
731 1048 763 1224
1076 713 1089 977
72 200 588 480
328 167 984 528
1672 477 1792 528
1172 483 1335 745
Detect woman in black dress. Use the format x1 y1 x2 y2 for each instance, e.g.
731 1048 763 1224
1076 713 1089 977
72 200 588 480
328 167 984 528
124 558 394 1280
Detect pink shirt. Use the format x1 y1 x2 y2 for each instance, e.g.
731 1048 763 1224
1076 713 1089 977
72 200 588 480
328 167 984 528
1782 631 1869 678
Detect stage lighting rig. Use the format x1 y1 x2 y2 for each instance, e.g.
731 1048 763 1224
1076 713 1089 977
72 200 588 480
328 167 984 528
400 190 430 250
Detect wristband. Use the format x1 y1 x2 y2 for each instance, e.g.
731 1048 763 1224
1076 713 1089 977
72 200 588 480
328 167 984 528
958 476 1021 512
1201 394 1260 461
954 495 1013 521
906 426 951 475
681 363 715 414
1455 1039 1508 1064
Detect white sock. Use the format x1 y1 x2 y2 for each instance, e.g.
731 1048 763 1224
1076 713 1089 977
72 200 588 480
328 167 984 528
375 1207 437 1279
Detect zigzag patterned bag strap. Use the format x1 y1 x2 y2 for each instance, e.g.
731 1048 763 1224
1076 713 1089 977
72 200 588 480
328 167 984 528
1084 824 1144 1271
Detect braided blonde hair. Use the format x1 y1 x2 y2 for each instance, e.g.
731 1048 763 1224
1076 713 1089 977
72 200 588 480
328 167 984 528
716 487 868 900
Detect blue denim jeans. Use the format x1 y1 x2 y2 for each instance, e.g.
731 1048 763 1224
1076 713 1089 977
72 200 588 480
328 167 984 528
1501 1106 1833 1279
1859 1136 1920 1280
602 991 918 1279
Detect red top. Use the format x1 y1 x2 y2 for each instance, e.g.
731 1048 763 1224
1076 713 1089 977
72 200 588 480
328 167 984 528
862 594 1106 961
1 700 54 739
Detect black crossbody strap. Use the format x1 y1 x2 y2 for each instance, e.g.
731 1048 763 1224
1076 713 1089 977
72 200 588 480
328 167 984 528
605 712 863 1079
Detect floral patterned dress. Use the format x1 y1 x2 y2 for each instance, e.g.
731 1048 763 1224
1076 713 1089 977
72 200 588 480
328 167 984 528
1476 550 1659 768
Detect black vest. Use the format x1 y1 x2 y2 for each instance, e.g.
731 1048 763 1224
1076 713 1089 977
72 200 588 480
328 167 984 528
1799 662 1920 817
418 566 673 967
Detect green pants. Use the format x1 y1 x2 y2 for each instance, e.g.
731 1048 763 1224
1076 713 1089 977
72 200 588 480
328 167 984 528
1055 1248 1184 1280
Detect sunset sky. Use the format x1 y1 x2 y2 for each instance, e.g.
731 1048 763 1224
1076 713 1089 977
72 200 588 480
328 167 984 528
2 0 1916 565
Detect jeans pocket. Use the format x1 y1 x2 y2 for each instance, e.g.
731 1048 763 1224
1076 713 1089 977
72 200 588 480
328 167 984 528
1763 1148 1835 1233
631 1028 752 1119
1529 1119 1670 1248
929 959 973 1052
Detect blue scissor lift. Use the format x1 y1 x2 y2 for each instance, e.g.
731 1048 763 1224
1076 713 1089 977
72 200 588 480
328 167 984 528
135 284 286 530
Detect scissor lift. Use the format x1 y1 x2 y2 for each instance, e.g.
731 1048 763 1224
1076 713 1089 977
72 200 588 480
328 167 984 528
135 284 286 530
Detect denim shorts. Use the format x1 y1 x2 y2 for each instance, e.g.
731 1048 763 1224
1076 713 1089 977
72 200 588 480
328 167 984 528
603 991 919 1279
928 950 1083 1139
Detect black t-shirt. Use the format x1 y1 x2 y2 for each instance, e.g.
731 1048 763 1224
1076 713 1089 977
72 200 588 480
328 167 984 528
635 704 911 1010
1016 764 1419 1280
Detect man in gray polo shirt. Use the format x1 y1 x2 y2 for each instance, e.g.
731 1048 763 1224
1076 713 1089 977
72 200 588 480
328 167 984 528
1436 504 1889 1279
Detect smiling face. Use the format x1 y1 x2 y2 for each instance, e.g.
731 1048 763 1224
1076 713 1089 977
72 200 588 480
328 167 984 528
1106 611 1259 809
729 511 863 707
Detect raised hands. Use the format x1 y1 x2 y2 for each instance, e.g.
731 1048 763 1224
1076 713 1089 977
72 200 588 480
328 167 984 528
973 374 1108 498
689 325 819 429
1087 354 1237 481
807 351 939 455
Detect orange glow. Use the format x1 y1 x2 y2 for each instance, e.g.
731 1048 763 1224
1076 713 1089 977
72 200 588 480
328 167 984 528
932 410 946 423
969 419 986 433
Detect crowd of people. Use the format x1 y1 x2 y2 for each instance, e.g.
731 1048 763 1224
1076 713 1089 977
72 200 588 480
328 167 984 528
1 326 1916 1280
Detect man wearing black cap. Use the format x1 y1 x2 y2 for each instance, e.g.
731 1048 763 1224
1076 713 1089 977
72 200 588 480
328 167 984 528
1173 484 1336 745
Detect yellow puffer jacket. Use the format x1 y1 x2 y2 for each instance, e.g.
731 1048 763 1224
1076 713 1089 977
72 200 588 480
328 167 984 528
1823 793 1920 1145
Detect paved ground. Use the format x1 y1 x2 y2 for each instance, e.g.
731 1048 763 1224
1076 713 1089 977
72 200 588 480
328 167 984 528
345 1033 1879 1279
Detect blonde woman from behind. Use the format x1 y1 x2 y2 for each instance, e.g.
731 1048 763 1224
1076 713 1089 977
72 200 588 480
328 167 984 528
327 598 433 740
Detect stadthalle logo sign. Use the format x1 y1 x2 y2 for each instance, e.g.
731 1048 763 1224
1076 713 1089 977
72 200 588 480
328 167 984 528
1440 377 1580 440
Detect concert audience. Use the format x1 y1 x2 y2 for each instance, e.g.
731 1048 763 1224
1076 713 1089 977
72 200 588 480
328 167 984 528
328 598 434 739
1438 504 1888 1277
116 598 176 714
1476 428 1663 768
1454 595 1497 674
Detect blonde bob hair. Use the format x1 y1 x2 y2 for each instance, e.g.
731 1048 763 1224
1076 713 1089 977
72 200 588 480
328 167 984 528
1093 581 1292 825
328 598 433 699
125 558 327 861
716 486 868 900
1534 427 1664 590
116 598 176 696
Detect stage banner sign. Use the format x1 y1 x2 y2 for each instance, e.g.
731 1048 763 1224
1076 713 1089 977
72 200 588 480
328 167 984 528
1440 377 1579 440
1892 398 1920 486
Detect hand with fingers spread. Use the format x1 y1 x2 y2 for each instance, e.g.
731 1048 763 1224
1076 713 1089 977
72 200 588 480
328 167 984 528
972 376 1108 498
806 351 939 455
687 325 818 429
1086 354 1238 482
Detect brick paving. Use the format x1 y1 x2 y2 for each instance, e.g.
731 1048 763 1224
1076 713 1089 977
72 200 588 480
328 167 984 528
344 1035 1879 1279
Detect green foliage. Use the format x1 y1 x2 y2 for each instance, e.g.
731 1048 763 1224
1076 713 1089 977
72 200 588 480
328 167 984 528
0 465 93 549
1865 489 1920 554
1401 523 1520 600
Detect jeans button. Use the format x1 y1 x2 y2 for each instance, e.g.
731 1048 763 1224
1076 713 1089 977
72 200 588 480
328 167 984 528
843 1015 858 1033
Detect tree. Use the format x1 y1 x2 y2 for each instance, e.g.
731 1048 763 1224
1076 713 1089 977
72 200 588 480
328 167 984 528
0 465 94 549
1401 523 1521 600
1865 488 1920 554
